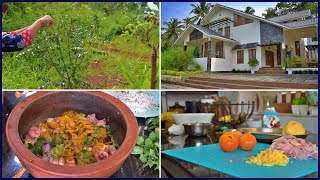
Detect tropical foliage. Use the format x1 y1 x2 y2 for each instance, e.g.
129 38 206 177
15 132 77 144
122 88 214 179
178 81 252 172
189 2 212 23
244 6 255 15
262 2 318 18
162 47 201 71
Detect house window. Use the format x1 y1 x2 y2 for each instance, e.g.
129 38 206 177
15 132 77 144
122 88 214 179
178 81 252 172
216 42 223 58
234 14 253 26
237 50 244 64
295 41 301 56
234 14 238 26
225 26 230 37
218 28 223 35
248 49 256 60
241 16 245 25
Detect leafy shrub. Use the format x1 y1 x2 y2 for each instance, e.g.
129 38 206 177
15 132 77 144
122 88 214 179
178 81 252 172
193 47 201 58
161 47 199 71
286 55 303 68
161 70 204 76
248 59 259 68
292 97 308 105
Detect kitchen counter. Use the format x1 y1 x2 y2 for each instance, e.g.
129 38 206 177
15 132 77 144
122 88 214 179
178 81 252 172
161 130 318 178
2 92 159 178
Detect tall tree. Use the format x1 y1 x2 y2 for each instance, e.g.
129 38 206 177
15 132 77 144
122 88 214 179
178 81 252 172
244 6 255 15
162 18 184 43
263 2 318 19
182 17 193 28
262 7 277 18
189 2 212 23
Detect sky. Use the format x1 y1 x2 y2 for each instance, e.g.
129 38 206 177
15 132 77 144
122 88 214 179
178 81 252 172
148 2 158 10
161 2 279 26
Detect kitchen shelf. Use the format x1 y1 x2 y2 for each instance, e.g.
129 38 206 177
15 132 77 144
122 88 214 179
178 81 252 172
253 112 318 118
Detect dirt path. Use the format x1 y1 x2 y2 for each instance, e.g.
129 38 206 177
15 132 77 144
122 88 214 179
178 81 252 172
86 61 127 89
98 43 152 61
86 42 151 88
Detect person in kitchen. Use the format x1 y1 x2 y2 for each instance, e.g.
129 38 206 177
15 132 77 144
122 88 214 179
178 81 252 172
2 15 54 52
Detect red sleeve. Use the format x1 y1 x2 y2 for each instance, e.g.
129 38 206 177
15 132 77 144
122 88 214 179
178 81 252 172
20 30 33 47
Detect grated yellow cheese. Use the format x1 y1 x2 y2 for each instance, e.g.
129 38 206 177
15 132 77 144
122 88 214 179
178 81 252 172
246 149 289 166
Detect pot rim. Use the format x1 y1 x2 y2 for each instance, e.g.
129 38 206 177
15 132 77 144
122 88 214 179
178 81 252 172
6 91 139 177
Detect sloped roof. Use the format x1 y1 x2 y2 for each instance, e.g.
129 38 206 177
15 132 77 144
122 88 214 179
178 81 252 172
232 42 259 50
201 4 289 29
174 24 239 45
268 10 311 23
283 18 318 29
191 24 237 41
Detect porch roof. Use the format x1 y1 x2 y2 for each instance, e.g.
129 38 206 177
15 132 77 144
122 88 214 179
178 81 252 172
283 18 318 29
174 24 239 45
268 10 311 23
232 42 259 50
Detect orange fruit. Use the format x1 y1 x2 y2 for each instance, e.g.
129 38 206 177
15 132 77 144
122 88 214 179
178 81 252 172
231 130 242 138
219 132 239 152
239 133 257 151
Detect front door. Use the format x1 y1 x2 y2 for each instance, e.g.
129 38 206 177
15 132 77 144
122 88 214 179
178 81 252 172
204 42 208 57
265 50 274 67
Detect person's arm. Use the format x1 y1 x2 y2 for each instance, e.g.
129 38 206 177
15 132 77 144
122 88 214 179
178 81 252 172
12 26 30 34
2 15 54 52
27 15 54 38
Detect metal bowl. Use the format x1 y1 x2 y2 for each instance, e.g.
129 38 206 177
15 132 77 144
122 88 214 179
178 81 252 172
236 128 311 143
183 123 214 137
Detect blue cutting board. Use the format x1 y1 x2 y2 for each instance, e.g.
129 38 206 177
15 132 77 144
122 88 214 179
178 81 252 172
162 143 318 178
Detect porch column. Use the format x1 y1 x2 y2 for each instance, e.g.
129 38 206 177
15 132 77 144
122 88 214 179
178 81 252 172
184 42 187 51
281 43 286 65
207 38 212 72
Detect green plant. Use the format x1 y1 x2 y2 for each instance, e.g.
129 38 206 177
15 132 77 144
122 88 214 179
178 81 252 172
193 47 201 58
292 97 308 105
285 46 292 53
281 63 286 68
131 129 159 170
248 59 259 68
40 15 98 88
286 55 303 68
162 47 199 71
145 117 159 131
121 60 159 89
161 70 204 76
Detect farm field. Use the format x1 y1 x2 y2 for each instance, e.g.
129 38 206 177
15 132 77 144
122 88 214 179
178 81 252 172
2 2 159 89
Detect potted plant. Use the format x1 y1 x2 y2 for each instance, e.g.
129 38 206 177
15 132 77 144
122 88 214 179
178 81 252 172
281 63 286 70
248 59 259 74
291 97 308 115
285 57 293 74
306 91 318 115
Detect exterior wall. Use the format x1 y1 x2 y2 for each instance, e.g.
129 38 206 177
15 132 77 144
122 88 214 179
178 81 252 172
194 40 234 71
194 58 207 70
260 21 284 45
211 57 233 71
205 8 261 44
194 57 232 72
283 27 318 60
232 46 262 70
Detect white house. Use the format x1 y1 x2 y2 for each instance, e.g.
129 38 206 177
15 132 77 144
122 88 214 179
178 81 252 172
174 4 318 72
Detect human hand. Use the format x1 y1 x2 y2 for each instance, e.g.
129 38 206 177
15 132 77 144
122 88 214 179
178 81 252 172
36 15 54 27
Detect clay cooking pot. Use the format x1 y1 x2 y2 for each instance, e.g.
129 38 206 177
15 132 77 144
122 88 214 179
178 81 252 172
6 91 138 177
